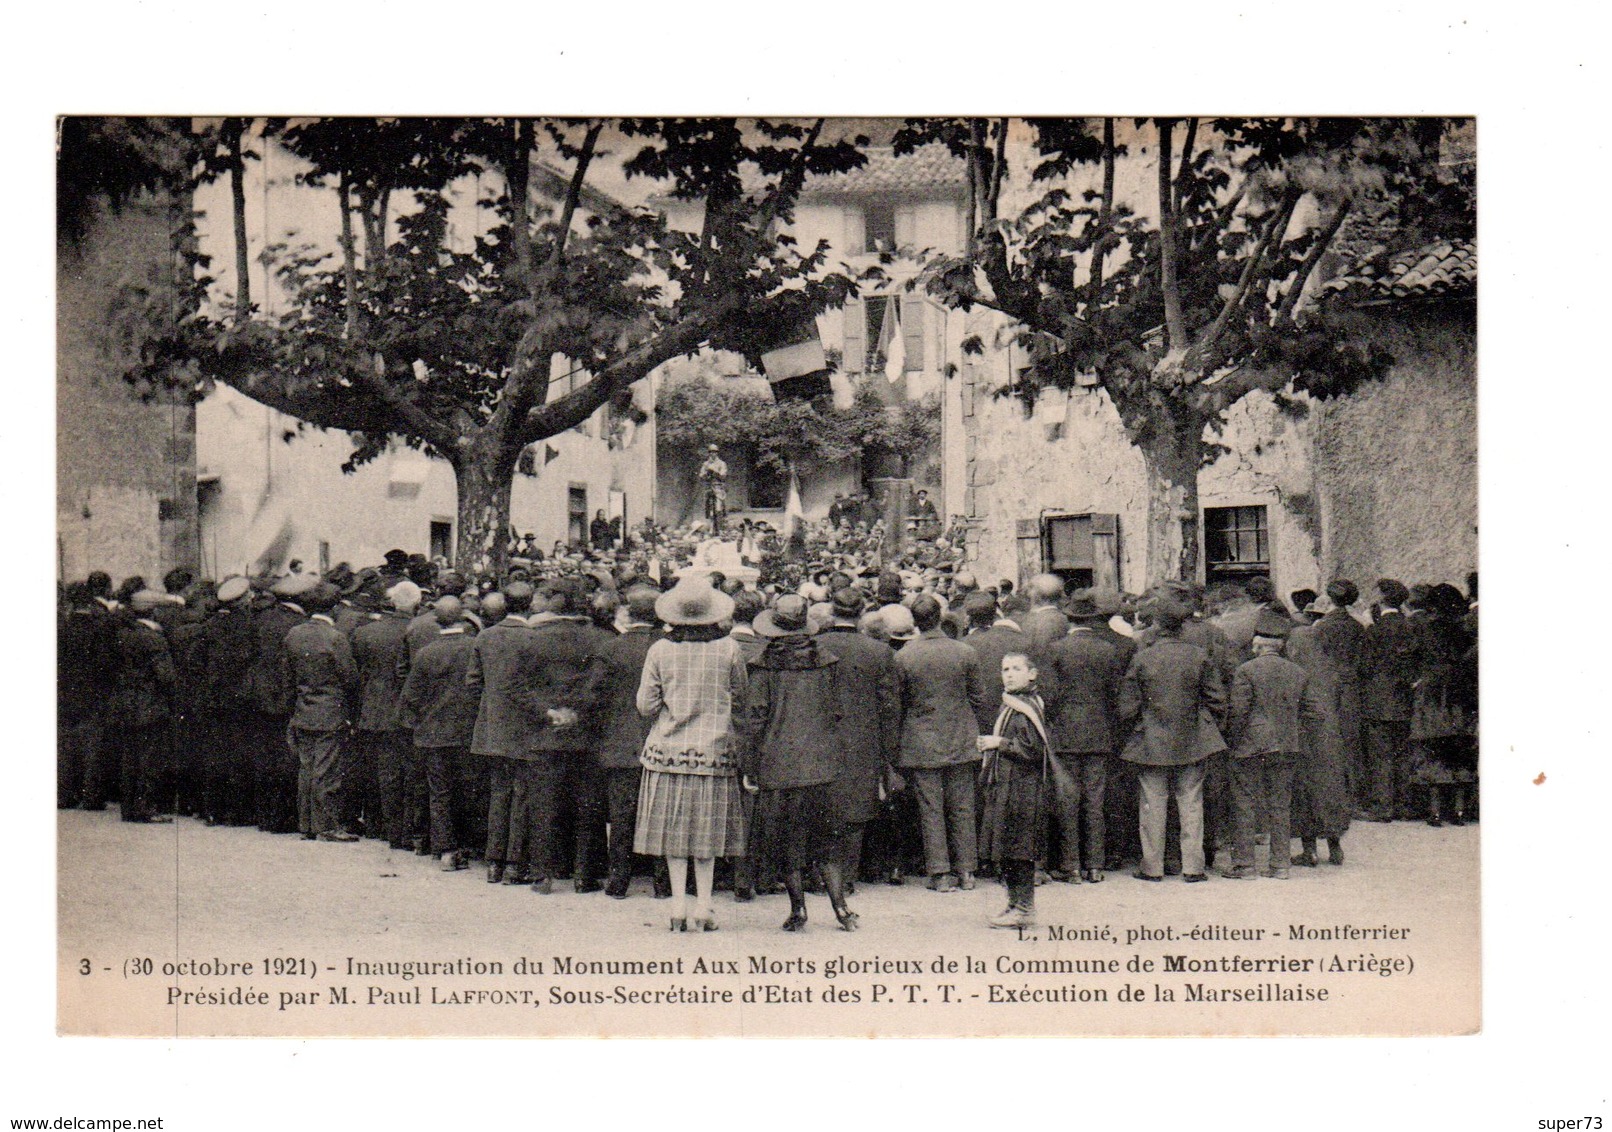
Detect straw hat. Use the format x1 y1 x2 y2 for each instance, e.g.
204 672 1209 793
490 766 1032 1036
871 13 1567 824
654 574 735 626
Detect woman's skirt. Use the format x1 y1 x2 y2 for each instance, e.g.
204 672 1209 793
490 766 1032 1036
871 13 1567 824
633 768 747 859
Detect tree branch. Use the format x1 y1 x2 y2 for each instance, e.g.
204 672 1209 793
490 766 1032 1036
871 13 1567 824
988 117 1009 222
226 118 251 320
338 171 360 338
1200 360 1295 412
353 349 460 454
1156 118 1187 353
538 120 603 287
1174 117 1198 217
969 119 991 224
1275 196 1350 325
1186 187 1300 374
505 119 535 303
964 140 978 262
202 345 392 436
514 121 827 452
1089 117 1116 306
516 316 713 447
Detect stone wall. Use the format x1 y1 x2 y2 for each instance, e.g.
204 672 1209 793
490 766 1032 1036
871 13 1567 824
57 193 198 584
956 302 1476 595
196 384 653 576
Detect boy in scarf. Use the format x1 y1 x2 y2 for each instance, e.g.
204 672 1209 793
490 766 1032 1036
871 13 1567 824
977 652 1051 928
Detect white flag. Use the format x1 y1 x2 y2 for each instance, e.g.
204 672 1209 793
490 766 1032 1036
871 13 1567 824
883 301 906 382
783 466 805 540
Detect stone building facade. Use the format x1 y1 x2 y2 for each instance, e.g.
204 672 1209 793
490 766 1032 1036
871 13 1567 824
949 294 1476 595
57 192 199 584
653 144 964 529
190 134 652 574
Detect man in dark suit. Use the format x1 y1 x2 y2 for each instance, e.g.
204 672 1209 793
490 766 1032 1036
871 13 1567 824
594 585 662 898
281 583 360 841
1313 579 1370 813
166 585 214 819
351 579 419 847
817 586 901 891
467 581 541 885
962 591 1027 733
1222 611 1326 879
250 576 311 833
59 581 118 810
524 577 610 894
1119 595 1227 883
896 594 985 892
116 590 178 824
1039 592 1125 883
1087 590 1139 871
1361 578 1420 821
193 577 258 825
398 596 482 870
1021 574 1071 659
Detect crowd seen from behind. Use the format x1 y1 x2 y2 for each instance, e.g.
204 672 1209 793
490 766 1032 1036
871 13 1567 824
58 518 1478 933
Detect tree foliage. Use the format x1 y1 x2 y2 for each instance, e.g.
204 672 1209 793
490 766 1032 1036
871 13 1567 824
657 379 940 478
896 116 1474 580
68 116 880 572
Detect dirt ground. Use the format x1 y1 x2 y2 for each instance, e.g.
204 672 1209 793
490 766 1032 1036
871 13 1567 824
56 807 1479 1038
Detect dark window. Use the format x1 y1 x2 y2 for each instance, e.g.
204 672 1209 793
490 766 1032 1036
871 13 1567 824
157 498 176 522
864 201 896 252
748 459 787 510
430 521 453 564
567 486 588 547
517 448 537 476
1204 505 1270 584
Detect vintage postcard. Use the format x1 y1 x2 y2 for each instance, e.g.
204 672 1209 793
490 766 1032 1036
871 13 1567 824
55 113 1478 1040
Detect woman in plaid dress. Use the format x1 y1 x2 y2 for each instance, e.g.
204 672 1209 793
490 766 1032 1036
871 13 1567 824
634 574 748 932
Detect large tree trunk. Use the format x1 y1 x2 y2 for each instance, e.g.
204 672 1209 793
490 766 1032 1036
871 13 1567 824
453 442 518 578
1138 421 1203 585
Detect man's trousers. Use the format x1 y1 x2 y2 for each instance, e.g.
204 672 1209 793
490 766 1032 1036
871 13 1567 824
254 713 298 833
604 766 648 885
1136 760 1207 878
289 725 346 837
424 745 480 855
119 723 170 822
58 713 102 809
1363 719 1410 819
371 729 425 849
910 763 978 878
1229 753 1296 870
1048 751 1107 873
485 757 540 871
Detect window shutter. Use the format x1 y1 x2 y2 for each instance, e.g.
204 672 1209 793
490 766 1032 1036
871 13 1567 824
842 301 866 372
894 205 918 248
1016 517 1043 587
843 208 865 257
1091 513 1121 591
901 295 925 372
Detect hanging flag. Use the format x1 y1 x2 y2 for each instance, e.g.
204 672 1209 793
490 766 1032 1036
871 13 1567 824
782 465 804 541
883 299 906 383
249 517 295 578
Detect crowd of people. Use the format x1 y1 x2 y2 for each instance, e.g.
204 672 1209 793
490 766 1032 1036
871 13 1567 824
57 535 1478 933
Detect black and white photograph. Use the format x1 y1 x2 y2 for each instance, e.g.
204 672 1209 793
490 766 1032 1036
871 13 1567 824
53 113 1480 1038
11 6 1611 1128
